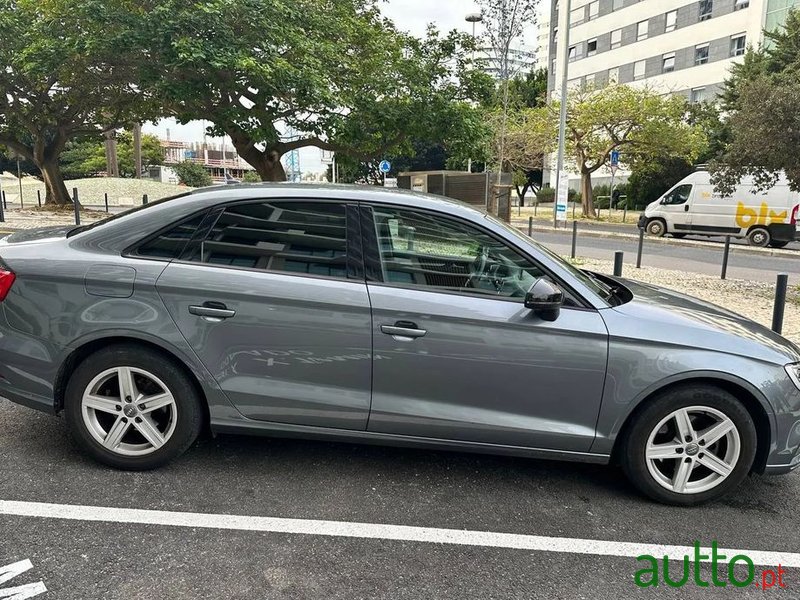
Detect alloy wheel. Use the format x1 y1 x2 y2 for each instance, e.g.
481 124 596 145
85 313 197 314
644 406 741 495
81 366 178 456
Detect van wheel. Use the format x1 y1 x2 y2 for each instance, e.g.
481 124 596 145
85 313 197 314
646 219 666 237
769 241 789 249
747 227 770 247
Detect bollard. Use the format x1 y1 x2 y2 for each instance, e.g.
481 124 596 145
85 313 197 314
73 187 80 226
571 221 578 259
623 206 627 223
636 227 644 269
534 202 538 217
142 193 148 205
772 273 789 334
528 216 533 237
2 191 6 210
721 236 731 280
613 251 624 277
0 193 5 223
37 189 41 208
104 192 109 213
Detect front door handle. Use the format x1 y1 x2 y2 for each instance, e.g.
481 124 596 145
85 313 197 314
381 321 427 340
684 205 690 212
189 302 236 321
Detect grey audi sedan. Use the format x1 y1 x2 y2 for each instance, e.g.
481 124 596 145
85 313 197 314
0 185 799 505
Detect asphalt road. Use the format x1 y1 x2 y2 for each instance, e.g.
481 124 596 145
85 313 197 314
2 398 799 599
529 228 800 284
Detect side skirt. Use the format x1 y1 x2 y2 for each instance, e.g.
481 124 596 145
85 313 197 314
210 418 611 465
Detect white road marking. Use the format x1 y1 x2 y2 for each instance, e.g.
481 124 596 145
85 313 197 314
0 560 47 599
2 499 799 568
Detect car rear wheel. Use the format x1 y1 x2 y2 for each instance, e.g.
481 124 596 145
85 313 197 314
65 345 203 470
620 385 756 505
646 219 666 237
747 227 771 247
769 240 789 249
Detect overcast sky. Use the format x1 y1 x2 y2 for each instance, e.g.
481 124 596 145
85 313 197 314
143 0 544 174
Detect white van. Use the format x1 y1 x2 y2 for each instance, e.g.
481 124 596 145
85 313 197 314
639 170 800 247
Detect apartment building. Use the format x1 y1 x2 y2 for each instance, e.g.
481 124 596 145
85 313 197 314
546 0 798 103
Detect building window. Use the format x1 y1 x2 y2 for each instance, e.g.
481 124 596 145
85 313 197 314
553 27 558 45
662 53 675 73
695 44 710 65
637 20 649 41
699 0 712 21
612 0 623 10
568 45 577 61
588 1 599 20
691 87 707 103
587 38 598 56
610 29 622 50
665 10 678 32
568 78 582 91
734 0 749 9
570 6 584 25
585 72 596 87
731 34 746 56
634 60 646 80
608 66 620 83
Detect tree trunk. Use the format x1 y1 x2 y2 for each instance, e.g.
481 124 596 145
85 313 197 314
132 123 142 178
252 149 287 182
581 171 595 218
40 158 73 206
105 131 119 177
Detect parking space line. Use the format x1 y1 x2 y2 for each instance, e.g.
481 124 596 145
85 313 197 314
2 499 799 567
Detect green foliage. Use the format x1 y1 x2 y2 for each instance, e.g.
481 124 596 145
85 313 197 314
535 186 581 204
0 0 157 203
508 68 548 109
171 161 212 188
138 1 490 180
60 132 163 178
712 9 800 194
627 158 694 210
242 171 261 183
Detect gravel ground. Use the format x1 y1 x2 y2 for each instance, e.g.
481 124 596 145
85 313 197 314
0 176 191 207
582 257 800 345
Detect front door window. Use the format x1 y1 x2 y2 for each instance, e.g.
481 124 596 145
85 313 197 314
663 184 692 205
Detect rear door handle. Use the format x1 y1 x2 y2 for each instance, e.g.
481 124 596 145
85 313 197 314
381 321 427 340
189 302 236 321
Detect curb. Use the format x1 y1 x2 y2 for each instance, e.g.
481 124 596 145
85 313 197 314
511 220 800 259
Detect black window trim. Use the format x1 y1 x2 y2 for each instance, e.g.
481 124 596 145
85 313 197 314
359 203 597 311
126 197 367 285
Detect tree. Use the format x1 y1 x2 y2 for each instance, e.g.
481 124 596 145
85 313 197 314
137 0 487 182
551 84 706 217
626 158 694 210
0 0 155 204
61 132 163 178
242 171 261 183
711 10 800 194
171 161 212 188
476 0 539 82
508 67 548 109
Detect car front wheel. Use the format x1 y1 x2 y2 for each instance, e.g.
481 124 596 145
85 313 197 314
646 219 666 237
621 385 756 505
65 344 203 470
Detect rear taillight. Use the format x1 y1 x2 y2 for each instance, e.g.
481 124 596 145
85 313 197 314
0 269 16 301
791 205 799 225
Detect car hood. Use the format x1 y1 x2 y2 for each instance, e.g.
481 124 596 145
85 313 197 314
0 226 73 245
606 278 800 365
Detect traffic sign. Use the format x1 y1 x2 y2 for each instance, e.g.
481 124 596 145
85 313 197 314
556 171 569 222
610 150 620 167
379 160 391 174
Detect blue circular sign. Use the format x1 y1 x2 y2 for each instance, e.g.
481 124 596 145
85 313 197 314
379 160 391 174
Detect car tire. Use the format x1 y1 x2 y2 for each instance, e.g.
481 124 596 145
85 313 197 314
747 227 771 247
646 219 666 237
620 385 757 506
769 240 789 249
64 344 203 470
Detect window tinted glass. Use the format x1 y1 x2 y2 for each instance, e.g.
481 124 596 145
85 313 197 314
136 213 206 259
372 207 546 300
187 201 348 278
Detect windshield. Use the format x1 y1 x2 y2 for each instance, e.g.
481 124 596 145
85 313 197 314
67 192 193 237
484 213 615 305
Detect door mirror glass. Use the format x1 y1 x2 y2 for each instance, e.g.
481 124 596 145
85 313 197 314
524 278 564 321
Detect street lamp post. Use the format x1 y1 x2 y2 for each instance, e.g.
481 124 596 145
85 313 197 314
554 0 572 228
465 12 483 174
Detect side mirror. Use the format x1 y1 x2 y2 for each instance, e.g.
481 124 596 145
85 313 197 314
524 278 564 322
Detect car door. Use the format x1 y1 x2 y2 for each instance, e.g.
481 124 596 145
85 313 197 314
362 205 609 452
155 199 373 430
660 183 693 233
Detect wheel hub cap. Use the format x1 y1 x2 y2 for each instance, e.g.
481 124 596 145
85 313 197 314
685 442 699 456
